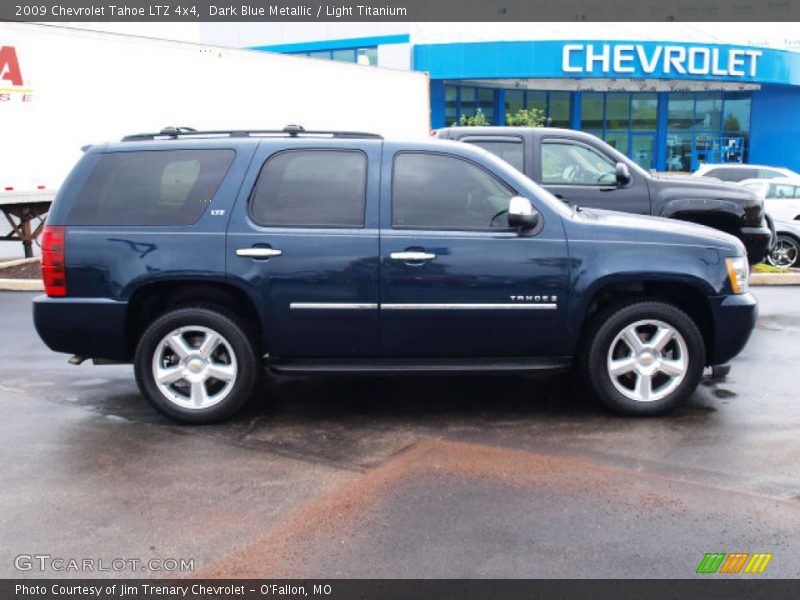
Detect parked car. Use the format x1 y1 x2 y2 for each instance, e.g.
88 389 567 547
432 127 772 265
738 178 800 222
765 220 800 268
34 126 757 423
693 163 799 183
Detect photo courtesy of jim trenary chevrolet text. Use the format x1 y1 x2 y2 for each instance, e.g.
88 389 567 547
1 0 800 598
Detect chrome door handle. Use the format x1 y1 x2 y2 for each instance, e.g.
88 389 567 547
390 251 436 261
236 247 282 258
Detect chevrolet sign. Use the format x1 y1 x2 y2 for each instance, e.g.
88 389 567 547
562 43 762 78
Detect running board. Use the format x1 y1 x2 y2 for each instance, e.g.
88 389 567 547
267 357 572 375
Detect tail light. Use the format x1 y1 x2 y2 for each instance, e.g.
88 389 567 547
41 225 66 297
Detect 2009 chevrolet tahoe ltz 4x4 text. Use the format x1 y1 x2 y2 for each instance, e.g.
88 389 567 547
33 126 756 423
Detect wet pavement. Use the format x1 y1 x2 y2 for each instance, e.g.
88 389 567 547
1 288 799 578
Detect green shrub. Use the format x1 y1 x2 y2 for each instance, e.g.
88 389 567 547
459 108 490 126
506 107 546 127
753 262 789 273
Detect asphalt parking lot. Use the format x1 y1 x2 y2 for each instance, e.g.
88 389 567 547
1 288 799 579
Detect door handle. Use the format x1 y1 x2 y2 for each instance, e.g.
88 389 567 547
389 251 436 262
236 247 282 258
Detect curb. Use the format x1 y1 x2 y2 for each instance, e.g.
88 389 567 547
0 257 39 269
0 258 44 292
750 272 800 286
0 278 44 292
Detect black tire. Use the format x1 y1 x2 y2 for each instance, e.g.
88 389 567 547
134 307 258 424
765 234 800 269
579 300 705 416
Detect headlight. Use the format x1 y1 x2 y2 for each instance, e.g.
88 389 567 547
725 256 749 294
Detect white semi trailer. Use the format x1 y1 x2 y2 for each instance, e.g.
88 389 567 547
0 22 431 256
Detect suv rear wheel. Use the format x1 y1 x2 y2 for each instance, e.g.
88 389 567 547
580 301 705 416
134 307 258 424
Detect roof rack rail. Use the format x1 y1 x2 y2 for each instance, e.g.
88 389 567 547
122 124 382 142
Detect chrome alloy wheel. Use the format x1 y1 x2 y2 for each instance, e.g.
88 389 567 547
606 319 689 403
151 326 238 410
767 237 799 268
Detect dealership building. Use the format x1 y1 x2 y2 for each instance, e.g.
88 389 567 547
198 23 800 173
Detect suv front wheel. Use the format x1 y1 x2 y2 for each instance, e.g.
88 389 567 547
580 301 705 416
134 307 258 424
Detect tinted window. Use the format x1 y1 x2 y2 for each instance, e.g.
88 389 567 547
705 167 757 182
758 169 785 179
68 149 234 226
541 141 616 185
768 184 797 199
392 153 515 230
250 150 366 228
465 139 525 172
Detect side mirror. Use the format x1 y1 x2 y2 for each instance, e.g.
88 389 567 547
615 162 632 186
508 196 540 231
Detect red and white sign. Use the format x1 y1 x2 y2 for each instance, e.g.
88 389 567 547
0 45 33 103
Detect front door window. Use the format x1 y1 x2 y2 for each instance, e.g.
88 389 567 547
541 141 617 186
392 152 515 230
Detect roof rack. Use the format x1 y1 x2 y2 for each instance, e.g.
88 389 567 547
122 124 382 142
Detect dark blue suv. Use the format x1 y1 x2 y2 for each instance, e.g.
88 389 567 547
33 127 757 423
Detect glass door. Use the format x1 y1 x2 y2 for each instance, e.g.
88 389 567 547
631 133 656 170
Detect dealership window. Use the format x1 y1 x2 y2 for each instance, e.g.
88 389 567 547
666 92 751 172
505 90 524 116
580 93 603 132
444 86 574 128
291 46 377 66
445 85 496 125
548 92 571 128
631 95 658 131
499 89 571 127
579 92 657 167
445 85 458 127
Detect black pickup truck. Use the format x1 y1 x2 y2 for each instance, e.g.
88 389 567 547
433 127 772 264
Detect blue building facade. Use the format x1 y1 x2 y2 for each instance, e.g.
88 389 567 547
254 34 800 173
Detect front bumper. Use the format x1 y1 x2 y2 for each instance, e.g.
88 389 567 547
33 295 131 361
741 220 773 265
707 292 757 366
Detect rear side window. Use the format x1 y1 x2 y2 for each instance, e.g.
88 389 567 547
464 139 525 172
249 150 366 228
68 150 234 226
768 184 798 199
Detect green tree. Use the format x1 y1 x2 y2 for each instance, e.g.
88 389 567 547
505 107 546 127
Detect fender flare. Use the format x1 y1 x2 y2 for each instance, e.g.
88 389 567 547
658 198 744 221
